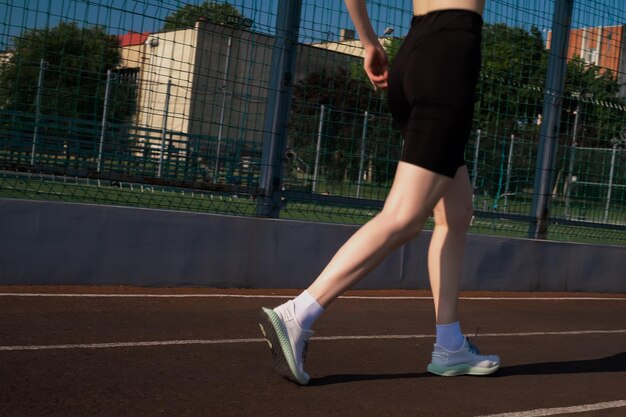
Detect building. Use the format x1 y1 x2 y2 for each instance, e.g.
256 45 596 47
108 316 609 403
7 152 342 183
116 20 359 162
309 28 397 59
547 24 626 96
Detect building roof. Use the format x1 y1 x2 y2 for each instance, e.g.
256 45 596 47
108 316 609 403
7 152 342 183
118 31 150 47
310 37 396 59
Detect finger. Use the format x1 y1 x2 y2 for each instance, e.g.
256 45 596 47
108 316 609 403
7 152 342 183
367 71 387 83
371 79 388 91
369 71 388 88
374 81 388 90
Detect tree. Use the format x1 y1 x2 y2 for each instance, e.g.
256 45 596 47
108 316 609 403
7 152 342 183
348 36 403 83
289 37 405 188
479 23 547 131
1 22 120 115
164 1 253 31
0 22 137 157
471 24 547 196
290 68 397 185
479 22 626 145
476 22 626 200
562 56 625 148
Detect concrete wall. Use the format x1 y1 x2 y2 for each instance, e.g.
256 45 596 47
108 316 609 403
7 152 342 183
1 198 625 292
0 199 626 292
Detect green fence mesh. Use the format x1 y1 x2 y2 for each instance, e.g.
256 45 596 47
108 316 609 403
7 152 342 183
0 0 625 245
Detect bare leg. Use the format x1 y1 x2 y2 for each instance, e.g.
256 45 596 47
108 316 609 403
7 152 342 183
307 162 454 307
428 166 474 325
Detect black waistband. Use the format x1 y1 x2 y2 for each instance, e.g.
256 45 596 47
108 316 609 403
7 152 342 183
411 9 483 29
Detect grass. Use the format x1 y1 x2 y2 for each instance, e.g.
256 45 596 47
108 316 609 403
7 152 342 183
0 177 257 216
1 174 625 246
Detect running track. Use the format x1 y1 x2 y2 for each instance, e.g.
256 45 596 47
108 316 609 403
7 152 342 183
1 286 625 417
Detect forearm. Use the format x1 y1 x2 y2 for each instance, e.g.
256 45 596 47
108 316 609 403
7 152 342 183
344 0 379 49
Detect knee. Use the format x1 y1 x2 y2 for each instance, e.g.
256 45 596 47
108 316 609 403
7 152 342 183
433 201 473 231
377 209 426 243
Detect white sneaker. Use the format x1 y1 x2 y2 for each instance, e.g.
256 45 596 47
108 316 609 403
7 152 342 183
427 337 500 376
258 301 313 385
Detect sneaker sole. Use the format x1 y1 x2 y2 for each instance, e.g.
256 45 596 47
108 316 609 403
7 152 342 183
427 362 500 377
258 307 309 385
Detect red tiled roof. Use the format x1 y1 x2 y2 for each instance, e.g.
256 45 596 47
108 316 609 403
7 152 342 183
117 32 150 47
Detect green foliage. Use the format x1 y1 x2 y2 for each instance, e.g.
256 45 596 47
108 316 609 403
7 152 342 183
479 23 546 131
562 56 626 148
384 37 404 65
163 1 253 31
0 22 137 155
476 23 626 197
292 37 405 187
289 68 399 185
0 22 121 116
474 24 547 195
348 36 403 83
479 22 625 145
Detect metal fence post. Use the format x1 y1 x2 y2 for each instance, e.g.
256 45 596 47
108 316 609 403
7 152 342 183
97 69 113 172
215 36 232 182
312 104 325 193
504 134 515 212
528 0 574 239
157 79 172 179
31 58 47 165
564 101 580 219
472 129 481 190
256 0 303 217
356 111 368 199
604 144 618 223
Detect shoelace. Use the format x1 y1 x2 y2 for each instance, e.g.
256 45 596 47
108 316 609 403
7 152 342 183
467 341 480 355
468 327 481 355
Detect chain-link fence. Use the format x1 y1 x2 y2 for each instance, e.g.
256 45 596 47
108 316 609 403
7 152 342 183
1 0 625 244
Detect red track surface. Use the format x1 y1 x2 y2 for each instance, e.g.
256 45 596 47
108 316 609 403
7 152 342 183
1 286 625 417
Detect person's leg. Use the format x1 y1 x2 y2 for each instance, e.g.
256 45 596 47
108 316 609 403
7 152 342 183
426 166 501 375
428 165 473 327
258 161 454 385
307 161 453 307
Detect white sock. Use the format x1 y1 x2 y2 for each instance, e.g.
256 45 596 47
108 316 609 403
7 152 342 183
292 290 324 330
436 321 465 351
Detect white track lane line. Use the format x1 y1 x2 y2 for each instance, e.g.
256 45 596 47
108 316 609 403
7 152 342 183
475 400 626 417
2 329 626 351
1 293 625 301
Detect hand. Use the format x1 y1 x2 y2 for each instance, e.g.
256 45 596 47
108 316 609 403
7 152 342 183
363 45 389 90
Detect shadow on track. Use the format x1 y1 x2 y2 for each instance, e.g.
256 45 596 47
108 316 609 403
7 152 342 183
494 352 626 377
309 352 626 385
309 372 430 386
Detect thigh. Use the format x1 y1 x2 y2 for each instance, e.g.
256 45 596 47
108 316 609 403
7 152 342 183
382 161 453 226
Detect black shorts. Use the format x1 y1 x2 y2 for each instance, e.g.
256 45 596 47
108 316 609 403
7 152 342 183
387 9 483 178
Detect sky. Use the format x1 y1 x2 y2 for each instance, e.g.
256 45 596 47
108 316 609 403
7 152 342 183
2 0 626 51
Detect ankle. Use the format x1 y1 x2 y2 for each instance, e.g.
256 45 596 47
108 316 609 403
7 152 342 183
435 321 465 351
292 290 324 330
